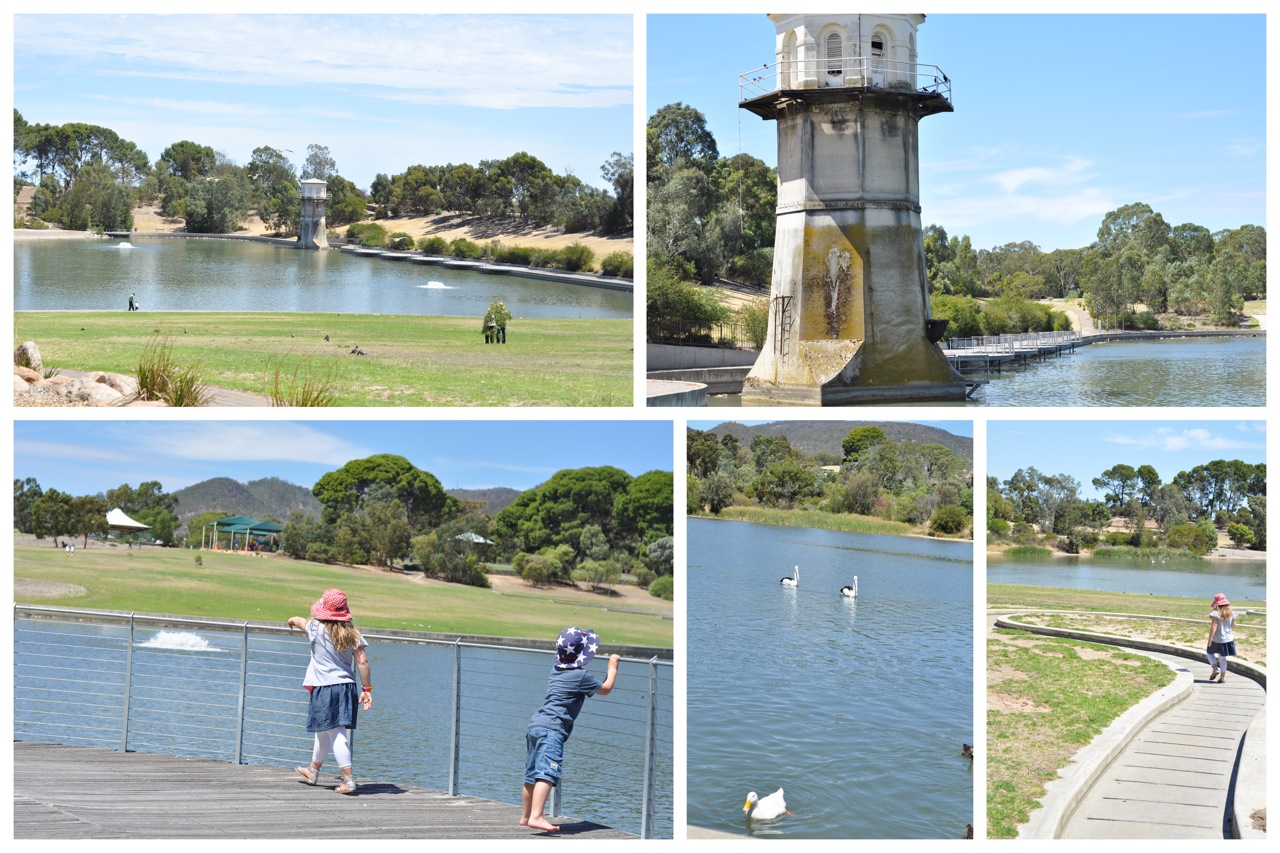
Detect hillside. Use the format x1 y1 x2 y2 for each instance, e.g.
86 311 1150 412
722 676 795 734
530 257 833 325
172 477 321 525
701 421 973 467
449 487 523 515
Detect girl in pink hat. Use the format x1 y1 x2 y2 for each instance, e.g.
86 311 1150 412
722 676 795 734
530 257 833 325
1205 593 1237 683
287 588 373 793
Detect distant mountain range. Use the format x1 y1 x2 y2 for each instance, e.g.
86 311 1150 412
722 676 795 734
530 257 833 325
171 478 525 525
697 421 972 467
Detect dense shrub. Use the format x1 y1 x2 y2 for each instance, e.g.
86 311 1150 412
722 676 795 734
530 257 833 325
347 222 388 247
726 248 774 287
494 245 538 265
386 232 415 250
648 575 674 601
929 504 968 535
448 237 483 259
559 242 595 272
988 517 1010 538
417 235 448 254
600 251 634 278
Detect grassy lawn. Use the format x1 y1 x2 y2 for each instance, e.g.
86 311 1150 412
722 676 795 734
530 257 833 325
695 506 937 538
986 631 1175 838
14 541 672 650
986 583 1267 837
15 311 633 406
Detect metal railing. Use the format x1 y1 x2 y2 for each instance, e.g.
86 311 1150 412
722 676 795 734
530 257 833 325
14 606 672 838
648 317 761 350
739 56 951 103
942 330 1083 354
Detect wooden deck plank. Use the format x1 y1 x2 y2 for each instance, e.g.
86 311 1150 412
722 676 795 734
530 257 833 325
14 742 636 839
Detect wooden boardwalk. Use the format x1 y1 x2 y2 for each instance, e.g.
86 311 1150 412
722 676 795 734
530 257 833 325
13 743 636 839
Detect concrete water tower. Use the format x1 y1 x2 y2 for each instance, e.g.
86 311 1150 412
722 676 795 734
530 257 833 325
298 178 328 250
739 13 967 405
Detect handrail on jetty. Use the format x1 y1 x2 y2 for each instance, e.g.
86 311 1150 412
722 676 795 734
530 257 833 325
14 606 671 838
942 330 1083 374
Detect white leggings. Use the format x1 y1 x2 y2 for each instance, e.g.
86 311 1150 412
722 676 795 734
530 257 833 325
312 727 353 769
1207 651 1229 671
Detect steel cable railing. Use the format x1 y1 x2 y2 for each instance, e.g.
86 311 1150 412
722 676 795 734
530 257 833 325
14 606 672 838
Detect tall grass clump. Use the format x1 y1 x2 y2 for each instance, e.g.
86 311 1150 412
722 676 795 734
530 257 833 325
267 358 339 407
600 251 634 278
135 336 211 406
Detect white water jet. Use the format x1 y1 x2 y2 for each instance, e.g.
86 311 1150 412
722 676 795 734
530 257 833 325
418 280 451 290
116 242 133 249
137 630 220 652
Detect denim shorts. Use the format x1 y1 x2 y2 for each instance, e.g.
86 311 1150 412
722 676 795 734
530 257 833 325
525 727 565 786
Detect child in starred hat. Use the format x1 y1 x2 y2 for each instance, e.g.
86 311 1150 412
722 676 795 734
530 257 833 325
520 626 620 832
287 588 373 794
1206 593 1238 683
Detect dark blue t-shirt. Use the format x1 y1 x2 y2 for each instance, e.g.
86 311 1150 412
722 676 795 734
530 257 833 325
528 666 602 738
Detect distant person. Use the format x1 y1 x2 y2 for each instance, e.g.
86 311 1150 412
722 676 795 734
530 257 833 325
520 627 620 833
287 589 373 794
1206 593 1237 683
128 293 137 311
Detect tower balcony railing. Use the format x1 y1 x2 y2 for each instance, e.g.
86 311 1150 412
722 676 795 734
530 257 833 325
739 56 951 104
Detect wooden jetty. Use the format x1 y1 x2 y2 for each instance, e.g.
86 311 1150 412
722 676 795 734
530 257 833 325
13 742 636 840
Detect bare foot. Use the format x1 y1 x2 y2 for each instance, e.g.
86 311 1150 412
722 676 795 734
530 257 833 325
518 817 529 827
527 816 560 832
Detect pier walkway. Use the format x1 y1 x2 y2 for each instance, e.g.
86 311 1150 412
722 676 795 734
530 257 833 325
14 742 635 839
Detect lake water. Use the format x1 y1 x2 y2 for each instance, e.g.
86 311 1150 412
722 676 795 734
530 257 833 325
708 335 1265 407
687 518 974 839
13 618 672 838
14 238 633 320
988 550 1267 602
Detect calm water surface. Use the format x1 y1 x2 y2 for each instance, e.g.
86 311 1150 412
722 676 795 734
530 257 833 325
709 336 1265 407
989 550 1267 601
14 238 633 319
688 518 973 838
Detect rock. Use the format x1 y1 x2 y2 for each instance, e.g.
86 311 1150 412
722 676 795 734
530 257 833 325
36 377 125 407
86 371 140 397
14 374 31 394
13 365 41 384
14 341 42 372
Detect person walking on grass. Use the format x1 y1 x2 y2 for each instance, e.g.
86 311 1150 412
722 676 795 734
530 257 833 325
521 626 620 833
1206 593 1237 683
287 589 373 794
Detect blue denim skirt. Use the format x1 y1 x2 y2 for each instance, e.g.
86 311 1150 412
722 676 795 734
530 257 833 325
1208 641 1237 657
306 683 360 732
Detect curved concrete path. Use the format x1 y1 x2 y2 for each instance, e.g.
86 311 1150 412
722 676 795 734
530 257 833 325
992 614 1266 839
1057 649 1264 839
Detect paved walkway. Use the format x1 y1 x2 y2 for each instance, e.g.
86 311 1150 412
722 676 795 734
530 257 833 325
1058 650 1265 839
14 743 634 839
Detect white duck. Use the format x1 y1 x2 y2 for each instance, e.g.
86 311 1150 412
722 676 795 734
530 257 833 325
780 566 798 587
840 576 858 598
743 788 788 820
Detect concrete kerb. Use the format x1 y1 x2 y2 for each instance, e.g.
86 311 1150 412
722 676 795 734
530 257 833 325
995 612 1267 839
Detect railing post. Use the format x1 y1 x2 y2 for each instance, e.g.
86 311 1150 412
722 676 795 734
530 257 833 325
234 621 249 764
640 656 658 839
550 773 561 818
121 613 135 752
448 638 461 796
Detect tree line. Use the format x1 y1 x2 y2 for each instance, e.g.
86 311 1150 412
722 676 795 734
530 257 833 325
14 456 674 599
688 425 973 536
990 458 1266 555
644 101 1266 340
14 110 632 238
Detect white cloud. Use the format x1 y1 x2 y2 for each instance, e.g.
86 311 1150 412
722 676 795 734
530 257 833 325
136 423 370 466
1105 426 1263 454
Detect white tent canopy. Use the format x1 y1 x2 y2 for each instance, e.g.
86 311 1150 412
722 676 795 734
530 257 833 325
106 508 150 531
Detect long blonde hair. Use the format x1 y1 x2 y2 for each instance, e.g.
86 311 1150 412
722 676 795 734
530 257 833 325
1214 603 1234 622
321 619 362 653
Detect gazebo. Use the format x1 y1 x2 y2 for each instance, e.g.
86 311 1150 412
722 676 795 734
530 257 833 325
106 507 151 546
202 516 284 552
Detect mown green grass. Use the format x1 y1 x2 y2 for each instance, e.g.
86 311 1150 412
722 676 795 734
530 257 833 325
986 631 1175 838
697 506 920 537
14 541 672 649
1024 612 1266 666
15 311 632 406
988 583 1264 620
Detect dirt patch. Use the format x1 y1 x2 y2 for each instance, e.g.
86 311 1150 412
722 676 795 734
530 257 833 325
15 577 88 599
988 692 1050 714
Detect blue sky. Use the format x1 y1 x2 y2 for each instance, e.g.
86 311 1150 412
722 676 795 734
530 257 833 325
987 420 1266 501
12 420 673 497
648 13 1266 252
689 420 974 438
13 13 632 193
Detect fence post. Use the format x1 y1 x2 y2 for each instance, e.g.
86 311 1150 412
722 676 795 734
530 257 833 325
121 613 135 752
448 639 461 796
234 621 249 764
640 657 658 839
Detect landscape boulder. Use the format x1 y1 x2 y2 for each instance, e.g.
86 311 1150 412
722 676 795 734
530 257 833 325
15 341 42 372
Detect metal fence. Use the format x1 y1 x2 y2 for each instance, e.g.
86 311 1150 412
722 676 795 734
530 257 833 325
739 56 952 103
942 330 1083 354
648 317 761 351
14 606 672 838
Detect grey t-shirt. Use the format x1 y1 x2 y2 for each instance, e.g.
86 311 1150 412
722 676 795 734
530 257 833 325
528 666 603 738
303 619 368 687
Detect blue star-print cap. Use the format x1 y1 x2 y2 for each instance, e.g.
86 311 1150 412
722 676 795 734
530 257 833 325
555 626 599 669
